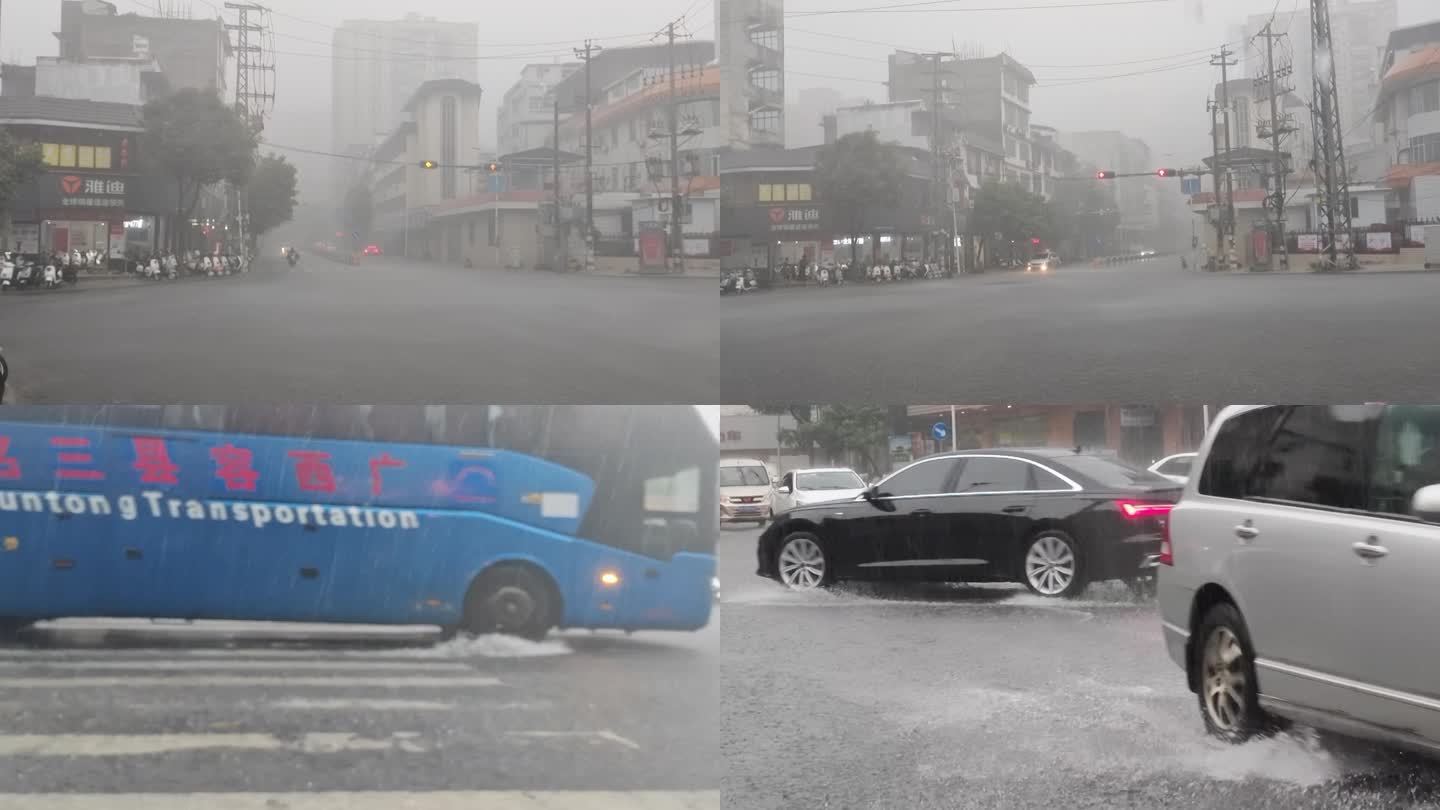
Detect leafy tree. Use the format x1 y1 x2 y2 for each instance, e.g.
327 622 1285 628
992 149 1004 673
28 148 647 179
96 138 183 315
1048 159 1120 259
245 153 298 240
142 88 257 252
813 131 905 267
342 183 374 242
756 405 888 478
0 132 44 247
969 180 1055 264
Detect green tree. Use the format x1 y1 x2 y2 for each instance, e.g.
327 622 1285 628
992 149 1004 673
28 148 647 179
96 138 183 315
142 88 258 252
756 405 888 478
969 180 1055 264
0 132 44 248
342 184 374 242
245 153 298 241
1048 159 1120 259
813 131 905 267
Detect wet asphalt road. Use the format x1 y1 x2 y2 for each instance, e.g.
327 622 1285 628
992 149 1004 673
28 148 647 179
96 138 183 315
0 619 717 808
719 527 1440 810
719 258 1440 404
0 260 716 404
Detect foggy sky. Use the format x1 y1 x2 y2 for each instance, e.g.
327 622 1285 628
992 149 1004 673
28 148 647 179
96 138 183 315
3 0 1433 207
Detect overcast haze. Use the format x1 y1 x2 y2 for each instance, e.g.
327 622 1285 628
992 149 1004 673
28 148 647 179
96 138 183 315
3 0 1433 207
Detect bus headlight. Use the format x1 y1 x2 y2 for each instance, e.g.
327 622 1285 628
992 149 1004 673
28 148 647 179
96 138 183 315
712 576 721 601
599 570 621 587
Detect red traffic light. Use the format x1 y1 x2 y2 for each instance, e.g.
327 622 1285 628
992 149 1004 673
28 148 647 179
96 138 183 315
1155 168 1180 178
1095 171 1115 180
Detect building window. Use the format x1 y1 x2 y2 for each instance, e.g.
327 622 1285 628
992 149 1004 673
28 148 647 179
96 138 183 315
59 144 76 167
758 183 811 202
750 108 780 133
749 28 779 51
751 68 780 92
1409 80 1440 115
1410 133 1440 164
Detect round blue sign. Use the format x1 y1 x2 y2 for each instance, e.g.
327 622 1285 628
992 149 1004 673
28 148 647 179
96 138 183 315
932 422 948 440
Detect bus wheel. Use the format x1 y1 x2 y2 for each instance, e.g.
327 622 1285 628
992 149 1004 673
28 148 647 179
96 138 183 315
463 565 556 642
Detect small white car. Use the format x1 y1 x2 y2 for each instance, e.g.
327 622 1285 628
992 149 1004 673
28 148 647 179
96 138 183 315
1148 452 1197 484
1025 253 1059 273
773 467 868 513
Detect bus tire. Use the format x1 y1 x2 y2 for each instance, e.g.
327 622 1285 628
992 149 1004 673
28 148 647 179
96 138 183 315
462 564 559 642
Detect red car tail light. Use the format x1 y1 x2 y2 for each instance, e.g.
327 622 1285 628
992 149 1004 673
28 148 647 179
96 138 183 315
1117 500 1173 519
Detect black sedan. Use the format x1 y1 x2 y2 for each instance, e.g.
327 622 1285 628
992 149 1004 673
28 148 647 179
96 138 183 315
755 448 1181 598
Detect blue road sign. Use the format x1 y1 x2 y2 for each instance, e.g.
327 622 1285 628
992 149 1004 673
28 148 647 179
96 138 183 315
932 422 948 441
1181 177 1202 196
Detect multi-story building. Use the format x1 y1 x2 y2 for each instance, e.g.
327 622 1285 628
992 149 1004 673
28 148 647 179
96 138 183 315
715 0 784 150
787 87 863 148
1058 130 1159 247
551 43 721 257
332 15 479 190
497 63 580 157
53 0 229 96
364 79 485 261
887 51 1038 193
1376 19 1440 224
1233 0 1397 148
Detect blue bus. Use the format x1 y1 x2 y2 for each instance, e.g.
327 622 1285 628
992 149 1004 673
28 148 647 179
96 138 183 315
0 405 717 640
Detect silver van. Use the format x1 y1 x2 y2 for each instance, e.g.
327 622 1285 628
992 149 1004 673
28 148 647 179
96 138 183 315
1159 404 1440 755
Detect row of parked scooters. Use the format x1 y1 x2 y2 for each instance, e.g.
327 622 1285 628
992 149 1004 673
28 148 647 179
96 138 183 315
130 251 252 281
722 258 948 295
0 252 80 291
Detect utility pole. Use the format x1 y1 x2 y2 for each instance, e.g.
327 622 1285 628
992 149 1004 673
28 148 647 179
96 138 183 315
552 97 563 270
664 21 684 272
930 52 945 273
1207 97 1225 270
1308 0 1357 270
1210 45 1237 268
573 39 600 269
1256 22 1295 271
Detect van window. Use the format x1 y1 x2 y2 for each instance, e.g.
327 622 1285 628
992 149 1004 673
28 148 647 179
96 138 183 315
1370 405 1440 520
1246 406 1374 509
1199 407 1284 499
721 465 769 487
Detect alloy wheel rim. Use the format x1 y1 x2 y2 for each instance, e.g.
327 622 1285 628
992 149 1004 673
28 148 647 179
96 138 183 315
1202 626 1248 731
778 538 825 589
1025 536 1075 595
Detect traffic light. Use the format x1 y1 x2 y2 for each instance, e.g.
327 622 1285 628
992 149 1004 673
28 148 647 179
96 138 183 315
1030 238 1040 245
418 159 438 169
1095 170 1115 180
1155 168 1180 178
486 162 501 173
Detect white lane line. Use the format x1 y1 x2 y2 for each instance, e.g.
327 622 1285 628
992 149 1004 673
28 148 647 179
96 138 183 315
0 650 462 661
269 698 457 711
505 730 643 751
0 792 721 810
0 660 474 672
38 620 439 635
0 732 430 756
0 675 501 689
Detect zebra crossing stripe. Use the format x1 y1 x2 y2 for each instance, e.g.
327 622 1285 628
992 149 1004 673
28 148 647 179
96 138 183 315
0 675 501 688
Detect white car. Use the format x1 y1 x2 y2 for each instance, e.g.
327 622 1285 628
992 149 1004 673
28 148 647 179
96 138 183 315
773 467 868 513
1025 253 1059 273
1148 452 1197 484
720 457 774 526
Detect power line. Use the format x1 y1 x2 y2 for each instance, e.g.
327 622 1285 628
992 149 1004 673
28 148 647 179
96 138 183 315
788 0 1174 16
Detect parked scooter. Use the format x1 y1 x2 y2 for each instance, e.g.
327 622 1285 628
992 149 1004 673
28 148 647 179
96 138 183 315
286 248 300 269
12 257 37 289
41 259 61 289
0 252 14 292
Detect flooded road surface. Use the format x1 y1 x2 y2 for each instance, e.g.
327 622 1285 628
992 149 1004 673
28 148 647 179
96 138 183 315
0 619 718 809
720 527 1440 810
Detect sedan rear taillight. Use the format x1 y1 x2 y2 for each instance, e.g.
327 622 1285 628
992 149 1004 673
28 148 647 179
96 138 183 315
1117 500 1173 519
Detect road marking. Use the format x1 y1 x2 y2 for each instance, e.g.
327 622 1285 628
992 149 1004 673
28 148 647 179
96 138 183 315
506 730 642 751
0 675 501 689
0 732 430 756
0 792 721 810
269 698 455 711
37 619 439 636
0 659 473 672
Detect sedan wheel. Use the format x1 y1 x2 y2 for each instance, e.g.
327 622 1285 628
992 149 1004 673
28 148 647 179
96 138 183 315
776 533 828 590
1022 531 1085 597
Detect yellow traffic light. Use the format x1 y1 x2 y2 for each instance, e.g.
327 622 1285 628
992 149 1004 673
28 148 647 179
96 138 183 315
487 162 500 173
418 160 438 169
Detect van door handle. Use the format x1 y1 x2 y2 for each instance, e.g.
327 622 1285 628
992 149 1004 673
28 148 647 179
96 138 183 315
1234 524 1259 540
1352 540 1389 561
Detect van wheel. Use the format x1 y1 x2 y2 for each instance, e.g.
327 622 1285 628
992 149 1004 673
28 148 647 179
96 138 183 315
1194 602 1270 743
462 566 557 641
1021 530 1087 598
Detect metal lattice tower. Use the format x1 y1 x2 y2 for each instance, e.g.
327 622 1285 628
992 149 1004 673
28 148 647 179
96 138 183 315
1308 0 1356 270
225 2 275 134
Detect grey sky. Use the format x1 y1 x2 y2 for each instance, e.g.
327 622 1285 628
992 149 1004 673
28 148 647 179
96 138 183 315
4 0 1433 205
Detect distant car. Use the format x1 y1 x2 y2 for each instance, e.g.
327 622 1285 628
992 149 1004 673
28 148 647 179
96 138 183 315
773 467 868 513
1148 452 1197 484
1026 253 1059 273
1160 404 1440 756
363 244 383 256
757 448 1180 596
720 457 774 526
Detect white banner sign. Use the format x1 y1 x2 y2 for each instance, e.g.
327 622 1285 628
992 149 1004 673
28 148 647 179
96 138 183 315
1365 231 1392 251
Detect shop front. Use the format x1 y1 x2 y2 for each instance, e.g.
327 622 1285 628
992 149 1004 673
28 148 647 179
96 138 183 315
11 169 169 263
